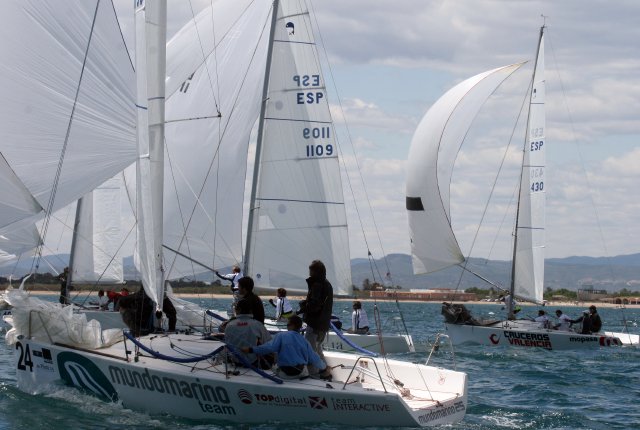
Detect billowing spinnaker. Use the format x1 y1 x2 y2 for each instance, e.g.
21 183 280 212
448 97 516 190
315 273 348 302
406 64 523 274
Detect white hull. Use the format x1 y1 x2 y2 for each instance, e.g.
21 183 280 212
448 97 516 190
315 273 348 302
604 331 639 346
12 334 466 426
445 320 623 350
265 319 415 354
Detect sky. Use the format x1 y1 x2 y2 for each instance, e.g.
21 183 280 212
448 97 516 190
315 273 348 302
39 0 640 268
305 0 640 261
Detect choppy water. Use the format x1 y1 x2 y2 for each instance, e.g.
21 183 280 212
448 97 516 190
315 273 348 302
1 297 639 429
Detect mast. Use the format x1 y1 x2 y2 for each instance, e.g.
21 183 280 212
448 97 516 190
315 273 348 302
135 0 167 310
243 0 280 276
65 197 85 304
508 25 545 319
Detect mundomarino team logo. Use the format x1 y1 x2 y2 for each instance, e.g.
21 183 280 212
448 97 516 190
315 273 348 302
57 352 118 401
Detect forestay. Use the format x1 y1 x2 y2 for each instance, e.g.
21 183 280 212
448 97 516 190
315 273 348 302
406 64 523 274
245 0 351 296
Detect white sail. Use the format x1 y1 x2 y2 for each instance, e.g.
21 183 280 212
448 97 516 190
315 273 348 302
0 0 136 223
162 0 271 279
406 64 523 275
245 0 351 296
70 176 124 284
134 0 167 308
0 153 42 230
0 224 41 265
513 30 545 304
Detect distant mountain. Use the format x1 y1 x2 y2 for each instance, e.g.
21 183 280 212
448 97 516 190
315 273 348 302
351 253 640 292
2 252 639 292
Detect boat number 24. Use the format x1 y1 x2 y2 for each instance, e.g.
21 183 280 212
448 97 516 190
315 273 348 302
15 341 34 372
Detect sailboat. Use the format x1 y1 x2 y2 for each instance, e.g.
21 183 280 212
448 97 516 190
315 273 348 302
406 26 623 350
2 0 466 425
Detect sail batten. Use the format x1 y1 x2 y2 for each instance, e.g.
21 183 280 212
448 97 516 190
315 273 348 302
406 63 524 275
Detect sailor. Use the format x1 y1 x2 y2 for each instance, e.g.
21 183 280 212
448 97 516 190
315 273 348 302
90 289 109 310
348 301 370 334
573 310 593 334
553 309 578 331
589 305 602 333
534 310 551 329
215 265 243 314
242 315 332 380
224 299 273 369
301 259 333 375
269 288 294 321
237 276 265 324
58 267 69 305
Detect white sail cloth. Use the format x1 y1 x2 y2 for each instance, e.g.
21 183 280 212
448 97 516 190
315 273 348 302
406 64 523 274
71 175 125 284
161 0 271 280
246 0 351 296
0 0 137 229
514 33 545 304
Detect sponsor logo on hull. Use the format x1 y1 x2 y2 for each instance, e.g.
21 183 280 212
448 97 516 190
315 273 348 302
57 352 119 401
503 331 552 350
108 365 235 416
418 400 465 424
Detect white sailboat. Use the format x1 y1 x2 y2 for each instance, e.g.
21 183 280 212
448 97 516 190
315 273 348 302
406 26 623 350
3 0 465 425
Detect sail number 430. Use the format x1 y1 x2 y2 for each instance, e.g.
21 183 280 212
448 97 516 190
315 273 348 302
531 181 544 192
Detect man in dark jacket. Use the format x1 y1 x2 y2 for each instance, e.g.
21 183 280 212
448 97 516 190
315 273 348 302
237 276 265 324
589 305 602 333
302 260 333 374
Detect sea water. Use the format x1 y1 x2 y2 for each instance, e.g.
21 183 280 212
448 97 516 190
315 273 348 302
1 297 639 429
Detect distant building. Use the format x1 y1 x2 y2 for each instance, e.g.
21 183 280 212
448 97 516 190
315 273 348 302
370 288 477 302
577 287 608 301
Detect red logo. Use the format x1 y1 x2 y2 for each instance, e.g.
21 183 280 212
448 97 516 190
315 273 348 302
237 389 253 404
309 396 328 409
489 334 500 345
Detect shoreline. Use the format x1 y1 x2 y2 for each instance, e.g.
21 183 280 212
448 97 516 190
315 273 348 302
8 290 640 309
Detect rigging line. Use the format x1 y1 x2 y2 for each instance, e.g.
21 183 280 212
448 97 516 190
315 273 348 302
453 71 533 293
166 1 254 101
47 210 129 276
34 0 101 273
485 181 519 263
79 220 136 304
109 0 135 72
165 142 198 280
308 1 391 278
548 30 615 280
207 0 222 276
163 245 216 272
164 114 221 124
187 0 221 113
167 9 272 272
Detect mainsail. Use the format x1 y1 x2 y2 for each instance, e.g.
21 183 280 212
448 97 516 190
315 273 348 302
245 0 351 296
512 28 546 304
406 64 523 275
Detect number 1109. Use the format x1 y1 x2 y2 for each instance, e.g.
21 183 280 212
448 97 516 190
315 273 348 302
306 144 333 157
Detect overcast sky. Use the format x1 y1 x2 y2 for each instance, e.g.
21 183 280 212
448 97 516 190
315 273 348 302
60 0 637 265
303 0 639 261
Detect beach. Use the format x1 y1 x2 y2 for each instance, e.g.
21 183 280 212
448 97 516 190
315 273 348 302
11 290 639 309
